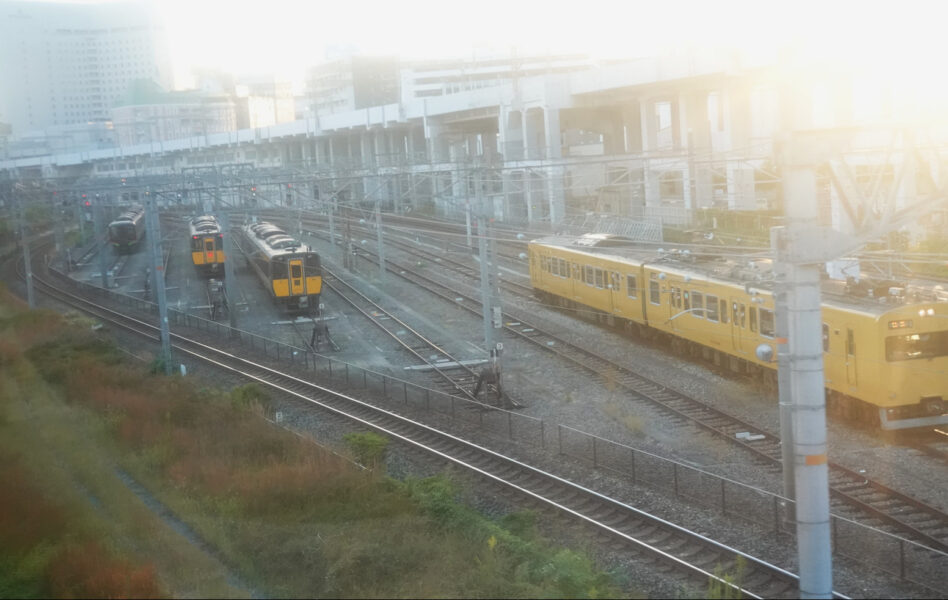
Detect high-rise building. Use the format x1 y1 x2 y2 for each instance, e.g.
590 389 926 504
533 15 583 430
0 0 172 135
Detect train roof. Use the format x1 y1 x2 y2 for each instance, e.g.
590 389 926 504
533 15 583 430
240 221 315 260
109 205 144 225
189 215 221 235
530 234 948 317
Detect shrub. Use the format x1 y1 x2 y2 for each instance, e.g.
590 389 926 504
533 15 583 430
343 431 388 469
230 383 271 414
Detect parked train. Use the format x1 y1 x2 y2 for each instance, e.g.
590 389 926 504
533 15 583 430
189 215 226 275
529 233 948 431
107 205 146 253
236 221 322 313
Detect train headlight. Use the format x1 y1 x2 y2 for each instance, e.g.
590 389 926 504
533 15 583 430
755 343 775 363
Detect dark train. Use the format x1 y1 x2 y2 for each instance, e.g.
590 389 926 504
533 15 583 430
236 220 322 313
107 205 146 253
189 215 225 276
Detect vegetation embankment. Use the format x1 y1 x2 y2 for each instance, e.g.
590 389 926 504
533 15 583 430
0 285 629 598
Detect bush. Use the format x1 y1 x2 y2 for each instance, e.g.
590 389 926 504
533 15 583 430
230 383 271 414
343 431 389 469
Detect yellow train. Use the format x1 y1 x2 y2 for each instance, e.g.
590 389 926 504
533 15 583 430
529 233 948 430
189 215 226 275
236 221 322 314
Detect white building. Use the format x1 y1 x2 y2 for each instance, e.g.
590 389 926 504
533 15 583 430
0 0 172 135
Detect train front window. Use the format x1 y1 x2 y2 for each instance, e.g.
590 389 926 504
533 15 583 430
291 263 302 279
885 331 948 361
205 239 214 252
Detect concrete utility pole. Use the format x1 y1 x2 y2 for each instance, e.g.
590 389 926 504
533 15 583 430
144 190 172 375
778 50 832 597
14 187 35 309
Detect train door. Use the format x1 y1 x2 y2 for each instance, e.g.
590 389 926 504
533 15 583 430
609 271 621 316
204 237 215 265
289 259 304 296
845 326 858 387
730 300 746 352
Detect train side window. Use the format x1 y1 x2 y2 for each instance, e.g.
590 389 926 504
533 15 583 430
610 271 619 290
705 294 719 321
595 268 605 289
692 291 704 317
739 303 746 328
649 274 660 305
720 299 729 324
822 323 829 352
846 329 855 356
559 258 568 277
749 307 758 332
572 263 581 279
759 309 775 338
626 275 637 298
683 291 690 311
584 265 594 285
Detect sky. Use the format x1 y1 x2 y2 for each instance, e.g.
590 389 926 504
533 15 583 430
21 0 948 96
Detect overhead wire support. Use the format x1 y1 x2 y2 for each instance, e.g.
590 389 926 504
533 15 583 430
14 184 35 309
144 188 173 375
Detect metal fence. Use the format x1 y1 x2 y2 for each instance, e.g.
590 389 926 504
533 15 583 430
55 263 946 592
555 424 947 591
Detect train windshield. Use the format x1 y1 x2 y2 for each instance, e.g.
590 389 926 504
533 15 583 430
885 330 948 361
304 253 321 271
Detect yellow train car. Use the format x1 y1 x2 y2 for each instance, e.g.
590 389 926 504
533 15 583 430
529 234 948 430
236 221 322 314
189 215 226 275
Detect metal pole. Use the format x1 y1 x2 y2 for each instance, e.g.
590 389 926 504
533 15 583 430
476 174 494 353
144 189 173 375
15 188 35 309
328 193 336 250
220 211 238 329
771 227 795 512
93 202 109 289
375 200 385 279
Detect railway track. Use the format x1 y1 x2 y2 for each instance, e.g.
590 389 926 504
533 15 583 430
13 247 828 600
310 221 948 555
321 267 520 407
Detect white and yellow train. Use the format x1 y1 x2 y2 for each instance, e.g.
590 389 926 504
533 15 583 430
529 234 948 430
